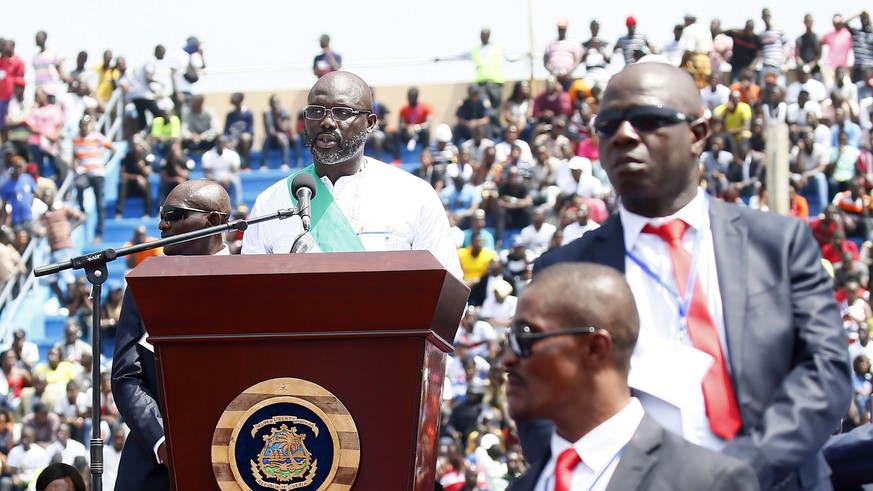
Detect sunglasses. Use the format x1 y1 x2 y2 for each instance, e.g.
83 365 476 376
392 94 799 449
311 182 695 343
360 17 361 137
594 105 701 137
303 105 372 122
159 205 227 222
507 325 597 358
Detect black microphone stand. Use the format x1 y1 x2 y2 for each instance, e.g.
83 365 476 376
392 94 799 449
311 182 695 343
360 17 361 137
32 207 297 491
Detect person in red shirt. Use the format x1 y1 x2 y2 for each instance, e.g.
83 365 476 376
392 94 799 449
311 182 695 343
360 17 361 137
822 229 860 264
810 204 845 248
0 39 26 142
394 87 432 162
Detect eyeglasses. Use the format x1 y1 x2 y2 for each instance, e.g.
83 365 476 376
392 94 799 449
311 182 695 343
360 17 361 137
507 325 597 358
594 105 701 137
303 105 372 122
159 204 227 222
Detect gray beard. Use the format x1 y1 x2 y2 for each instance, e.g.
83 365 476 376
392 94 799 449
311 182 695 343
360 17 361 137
305 128 368 165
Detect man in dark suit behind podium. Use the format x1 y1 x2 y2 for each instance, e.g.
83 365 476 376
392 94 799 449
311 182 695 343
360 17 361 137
529 62 851 490
112 180 231 491
503 262 758 490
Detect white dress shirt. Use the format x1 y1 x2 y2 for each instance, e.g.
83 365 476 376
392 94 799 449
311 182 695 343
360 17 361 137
561 221 600 245
620 188 730 451
242 159 463 279
533 398 644 491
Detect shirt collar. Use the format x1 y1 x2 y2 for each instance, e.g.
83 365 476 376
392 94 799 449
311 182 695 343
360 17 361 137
549 397 644 472
619 188 708 250
214 245 231 256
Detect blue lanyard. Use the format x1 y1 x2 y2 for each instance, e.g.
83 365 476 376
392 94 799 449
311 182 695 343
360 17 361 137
624 198 709 334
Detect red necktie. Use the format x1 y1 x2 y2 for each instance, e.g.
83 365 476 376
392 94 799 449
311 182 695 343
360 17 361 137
554 447 581 491
642 219 742 440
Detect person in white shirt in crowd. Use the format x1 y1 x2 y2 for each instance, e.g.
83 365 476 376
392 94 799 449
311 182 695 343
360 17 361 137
700 74 731 111
662 25 686 67
557 156 605 200
5 427 48 490
786 90 822 128
6 329 39 371
201 135 243 207
102 426 126 491
494 124 534 167
56 80 100 140
44 423 87 466
455 307 497 359
806 107 833 149
561 203 600 245
680 13 715 89
786 65 828 104
480 279 517 332
518 208 557 259
169 36 205 113
790 129 831 208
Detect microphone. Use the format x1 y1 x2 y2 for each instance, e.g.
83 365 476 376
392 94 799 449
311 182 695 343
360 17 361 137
291 173 317 232
290 233 315 253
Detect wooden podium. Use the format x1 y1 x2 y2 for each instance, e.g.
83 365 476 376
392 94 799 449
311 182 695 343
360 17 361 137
126 251 469 490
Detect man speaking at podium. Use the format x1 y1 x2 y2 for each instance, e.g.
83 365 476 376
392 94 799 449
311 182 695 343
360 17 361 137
112 180 231 491
241 71 462 278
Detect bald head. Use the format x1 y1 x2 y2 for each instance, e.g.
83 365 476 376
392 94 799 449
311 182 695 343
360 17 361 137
597 61 708 218
603 62 702 116
308 71 373 112
174 179 232 215
160 179 231 256
528 263 639 371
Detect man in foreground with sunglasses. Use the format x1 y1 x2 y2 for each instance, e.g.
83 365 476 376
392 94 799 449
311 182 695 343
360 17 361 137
529 62 850 490
112 179 231 491
241 71 461 278
503 262 757 490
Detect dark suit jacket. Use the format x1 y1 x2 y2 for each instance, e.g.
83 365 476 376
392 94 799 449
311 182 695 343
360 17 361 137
823 423 873 489
508 415 760 491
111 289 170 491
529 199 851 490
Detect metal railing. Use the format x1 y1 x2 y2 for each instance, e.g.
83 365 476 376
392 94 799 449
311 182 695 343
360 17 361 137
0 88 126 338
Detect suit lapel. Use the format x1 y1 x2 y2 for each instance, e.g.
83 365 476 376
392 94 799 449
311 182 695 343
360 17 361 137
709 200 748 387
591 215 627 272
511 451 550 491
605 416 661 491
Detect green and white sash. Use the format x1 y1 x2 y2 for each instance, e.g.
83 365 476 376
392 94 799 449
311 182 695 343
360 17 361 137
286 165 366 252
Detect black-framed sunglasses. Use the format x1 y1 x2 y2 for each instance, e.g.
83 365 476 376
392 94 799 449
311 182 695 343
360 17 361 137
507 325 597 358
303 105 372 122
159 205 227 222
594 105 701 138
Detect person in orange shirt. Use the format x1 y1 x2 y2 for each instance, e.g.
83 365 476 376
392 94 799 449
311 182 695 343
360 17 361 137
728 69 761 106
789 181 810 219
72 116 115 243
123 226 162 268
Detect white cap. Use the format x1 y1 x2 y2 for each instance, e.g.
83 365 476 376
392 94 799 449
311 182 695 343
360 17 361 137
434 123 453 143
568 156 591 172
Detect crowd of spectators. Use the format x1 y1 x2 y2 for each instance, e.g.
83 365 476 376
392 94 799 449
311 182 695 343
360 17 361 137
1 8 873 489
431 9 873 490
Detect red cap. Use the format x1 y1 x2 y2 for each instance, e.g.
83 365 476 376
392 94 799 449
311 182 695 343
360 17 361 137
626 16 637 26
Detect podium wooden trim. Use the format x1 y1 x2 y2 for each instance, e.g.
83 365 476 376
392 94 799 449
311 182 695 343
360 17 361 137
126 251 469 490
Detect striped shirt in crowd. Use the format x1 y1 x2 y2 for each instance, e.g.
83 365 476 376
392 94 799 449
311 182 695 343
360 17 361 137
72 131 112 176
616 34 651 65
760 26 790 68
850 26 873 68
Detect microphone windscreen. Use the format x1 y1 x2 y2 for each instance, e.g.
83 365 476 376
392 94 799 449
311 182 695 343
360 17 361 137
291 173 317 198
